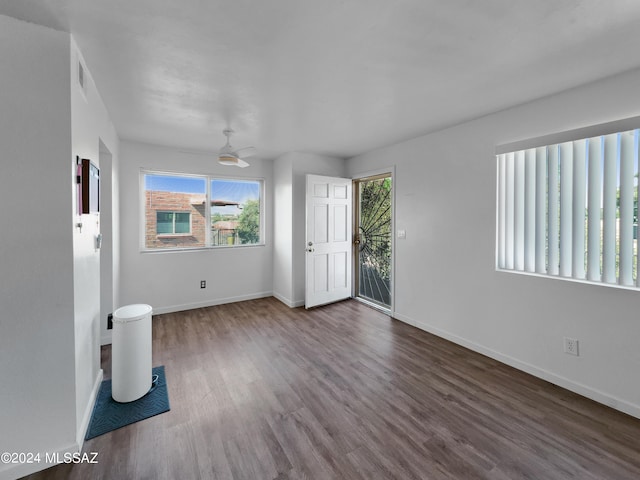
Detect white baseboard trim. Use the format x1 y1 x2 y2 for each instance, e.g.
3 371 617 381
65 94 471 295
393 312 640 420
272 292 305 308
77 369 103 448
150 291 273 315
103 293 279 344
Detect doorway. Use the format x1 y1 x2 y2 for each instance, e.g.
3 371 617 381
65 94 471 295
354 173 392 311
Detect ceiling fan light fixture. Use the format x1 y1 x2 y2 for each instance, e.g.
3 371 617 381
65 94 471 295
218 154 239 166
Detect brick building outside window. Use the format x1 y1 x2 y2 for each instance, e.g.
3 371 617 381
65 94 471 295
145 191 207 248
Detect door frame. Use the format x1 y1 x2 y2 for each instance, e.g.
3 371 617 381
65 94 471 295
351 166 395 316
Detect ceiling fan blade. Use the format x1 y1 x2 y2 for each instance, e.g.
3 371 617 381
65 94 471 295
236 158 250 168
235 146 256 159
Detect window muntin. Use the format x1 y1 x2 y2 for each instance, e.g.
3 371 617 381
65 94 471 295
143 171 263 251
497 128 639 289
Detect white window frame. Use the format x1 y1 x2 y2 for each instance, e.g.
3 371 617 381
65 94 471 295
496 116 640 291
140 169 265 252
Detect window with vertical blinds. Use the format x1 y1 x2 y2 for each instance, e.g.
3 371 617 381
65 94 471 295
496 126 640 289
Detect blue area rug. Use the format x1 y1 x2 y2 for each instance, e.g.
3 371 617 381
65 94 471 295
85 365 170 440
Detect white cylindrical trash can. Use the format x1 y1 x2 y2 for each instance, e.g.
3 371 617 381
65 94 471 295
112 304 152 402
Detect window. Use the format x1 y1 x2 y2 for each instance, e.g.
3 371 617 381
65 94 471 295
143 171 263 250
496 125 640 289
211 178 261 246
157 212 191 235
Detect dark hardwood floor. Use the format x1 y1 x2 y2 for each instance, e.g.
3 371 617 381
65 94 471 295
25 297 640 479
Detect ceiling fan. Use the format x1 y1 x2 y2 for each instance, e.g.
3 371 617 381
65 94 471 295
218 128 256 168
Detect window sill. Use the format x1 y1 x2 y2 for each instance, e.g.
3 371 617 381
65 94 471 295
141 243 266 254
496 267 640 292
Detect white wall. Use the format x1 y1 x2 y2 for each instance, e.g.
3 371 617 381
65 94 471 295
273 154 294 305
346 66 640 418
99 140 115 346
0 19 120 479
118 140 274 313
0 16 77 480
69 36 120 445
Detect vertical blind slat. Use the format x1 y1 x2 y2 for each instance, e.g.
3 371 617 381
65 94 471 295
572 140 587 279
535 147 547 273
587 136 602 282
548 146 560 275
498 154 506 269
619 132 635 286
524 149 536 272
559 142 573 277
602 134 618 284
636 130 640 288
505 152 515 270
514 151 525 271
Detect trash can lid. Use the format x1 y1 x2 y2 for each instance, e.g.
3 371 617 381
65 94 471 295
113 304 153 323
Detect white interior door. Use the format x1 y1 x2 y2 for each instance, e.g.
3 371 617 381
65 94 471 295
305 174 352 308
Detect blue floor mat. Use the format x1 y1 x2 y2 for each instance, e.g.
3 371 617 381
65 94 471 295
85 365 170 440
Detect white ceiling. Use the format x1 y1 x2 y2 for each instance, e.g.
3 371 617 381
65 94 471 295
3 0 640 160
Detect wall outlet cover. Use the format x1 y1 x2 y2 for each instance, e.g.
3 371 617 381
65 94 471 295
564 337 579 356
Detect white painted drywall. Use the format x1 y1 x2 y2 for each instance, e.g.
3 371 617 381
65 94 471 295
273 154 294 305
99 140 114 346
0 16 77 480
70 36 119 445
111 140 122 331
346 66 640 418
0 22 120 479
118 140 274 313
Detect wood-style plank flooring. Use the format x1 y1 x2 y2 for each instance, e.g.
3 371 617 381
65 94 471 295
25 297 640 479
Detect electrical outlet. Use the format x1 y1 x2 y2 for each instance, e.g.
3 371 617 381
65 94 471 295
564 337 579 356
200 280 206 289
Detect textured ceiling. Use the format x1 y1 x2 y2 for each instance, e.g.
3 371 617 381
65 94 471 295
3 0 640 160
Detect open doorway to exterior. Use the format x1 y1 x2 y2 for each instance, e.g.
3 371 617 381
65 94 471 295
354 173 392 311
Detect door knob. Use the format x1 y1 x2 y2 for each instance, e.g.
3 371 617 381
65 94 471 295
306 247 314 252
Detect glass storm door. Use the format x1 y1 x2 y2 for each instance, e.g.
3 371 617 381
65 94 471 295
354 174 392 309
